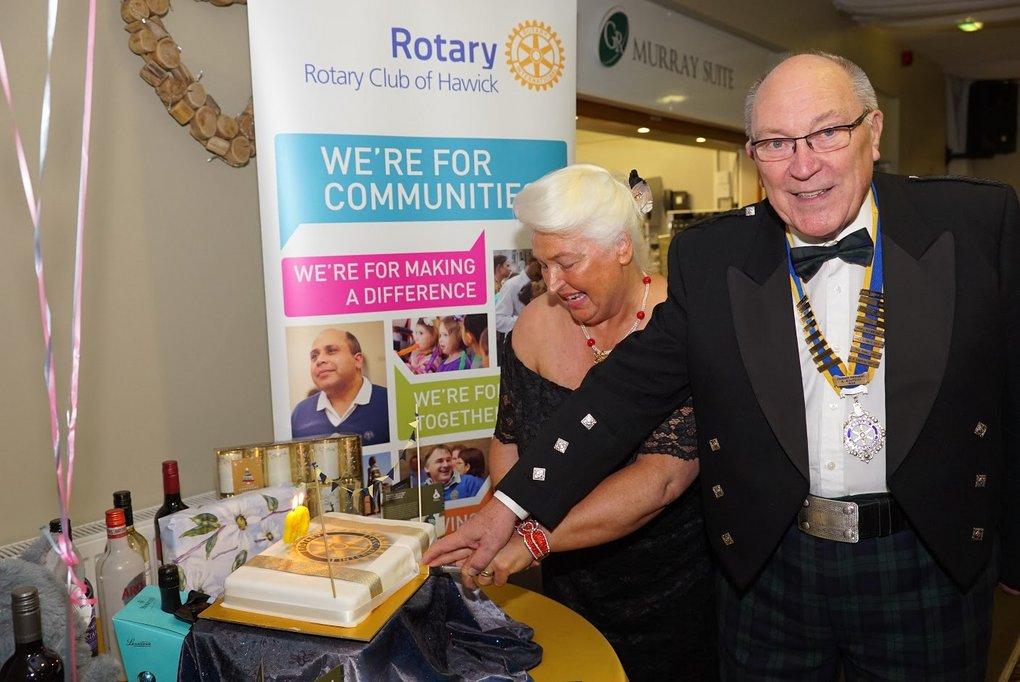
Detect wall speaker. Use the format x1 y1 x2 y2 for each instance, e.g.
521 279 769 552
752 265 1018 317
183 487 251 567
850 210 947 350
966 80 1017 157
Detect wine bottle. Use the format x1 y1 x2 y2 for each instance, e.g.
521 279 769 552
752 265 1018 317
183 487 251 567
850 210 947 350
157 565 182 615
112 490 152 583
44 519 98 657
0 587 64 681
96 509 146 662
153 460 188 565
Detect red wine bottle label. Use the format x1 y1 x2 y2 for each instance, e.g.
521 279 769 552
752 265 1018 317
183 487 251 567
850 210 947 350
121 573 146 605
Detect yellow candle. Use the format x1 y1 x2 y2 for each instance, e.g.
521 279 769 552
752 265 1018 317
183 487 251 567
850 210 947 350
285 488 310 544
284 504 310 543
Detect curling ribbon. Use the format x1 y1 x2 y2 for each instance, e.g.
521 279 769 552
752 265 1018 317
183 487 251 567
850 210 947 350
0 1 98 677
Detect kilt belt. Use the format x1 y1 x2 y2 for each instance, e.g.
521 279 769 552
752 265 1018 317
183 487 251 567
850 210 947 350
797 493 908 543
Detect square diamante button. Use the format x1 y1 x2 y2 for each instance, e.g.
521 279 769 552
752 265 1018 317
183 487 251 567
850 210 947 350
532 467 546 481
581 414 597 430
553 438 569 453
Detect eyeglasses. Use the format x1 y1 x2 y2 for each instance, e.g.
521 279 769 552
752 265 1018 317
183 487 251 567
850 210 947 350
749 110 872 162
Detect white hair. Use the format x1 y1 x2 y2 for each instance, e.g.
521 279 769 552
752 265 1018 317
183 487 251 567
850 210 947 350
744 51 878 138
512 164 644 257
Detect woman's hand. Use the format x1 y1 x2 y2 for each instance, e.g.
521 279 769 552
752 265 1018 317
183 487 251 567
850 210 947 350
488 534 537 586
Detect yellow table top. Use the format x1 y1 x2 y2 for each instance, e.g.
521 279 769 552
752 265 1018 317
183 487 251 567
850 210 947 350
485 583 626 682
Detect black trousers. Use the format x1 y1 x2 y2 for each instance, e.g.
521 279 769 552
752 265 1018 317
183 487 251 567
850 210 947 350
717 525 997 681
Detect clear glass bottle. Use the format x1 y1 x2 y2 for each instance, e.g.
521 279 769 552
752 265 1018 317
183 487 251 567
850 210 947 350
0 586 64 681
112 490 152 583
43 518 98 657
96 508 146 663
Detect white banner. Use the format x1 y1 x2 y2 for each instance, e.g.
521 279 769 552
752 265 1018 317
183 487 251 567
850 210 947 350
578 0 779 131
247 0 576 530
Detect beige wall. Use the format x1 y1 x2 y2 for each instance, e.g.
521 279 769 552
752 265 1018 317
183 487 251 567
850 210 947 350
0 2 268 544
664 0 947 175
972 153 1020 195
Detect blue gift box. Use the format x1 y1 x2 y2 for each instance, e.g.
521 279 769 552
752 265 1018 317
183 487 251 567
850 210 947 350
113 586 192 682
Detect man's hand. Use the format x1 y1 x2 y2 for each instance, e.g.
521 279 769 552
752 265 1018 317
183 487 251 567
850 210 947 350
422 498 518 589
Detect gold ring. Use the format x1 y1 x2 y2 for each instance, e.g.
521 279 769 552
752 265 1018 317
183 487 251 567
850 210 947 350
478 569 494 578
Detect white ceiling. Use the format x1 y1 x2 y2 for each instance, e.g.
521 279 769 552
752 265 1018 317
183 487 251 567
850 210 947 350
833 1 1020 79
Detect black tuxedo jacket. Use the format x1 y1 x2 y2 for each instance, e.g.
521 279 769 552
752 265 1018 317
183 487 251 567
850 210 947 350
499 173 1019 591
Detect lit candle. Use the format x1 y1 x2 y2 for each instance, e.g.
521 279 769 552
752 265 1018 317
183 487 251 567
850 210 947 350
284 489 310 544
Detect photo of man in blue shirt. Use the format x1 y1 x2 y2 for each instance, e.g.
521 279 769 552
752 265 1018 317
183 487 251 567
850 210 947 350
423 445 484 502
290 328 390 445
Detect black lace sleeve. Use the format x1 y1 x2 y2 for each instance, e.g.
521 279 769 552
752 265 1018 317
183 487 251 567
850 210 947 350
634 397 698 460
493 341 518 444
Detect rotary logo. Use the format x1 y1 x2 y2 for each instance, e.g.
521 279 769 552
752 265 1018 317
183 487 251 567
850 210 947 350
505 20 565 91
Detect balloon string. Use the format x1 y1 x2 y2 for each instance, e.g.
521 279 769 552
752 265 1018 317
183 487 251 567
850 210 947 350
0 2 98 676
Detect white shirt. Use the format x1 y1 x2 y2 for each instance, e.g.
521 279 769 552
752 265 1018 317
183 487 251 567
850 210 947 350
494 271 531 334
316 375 373 427
789 195 888 498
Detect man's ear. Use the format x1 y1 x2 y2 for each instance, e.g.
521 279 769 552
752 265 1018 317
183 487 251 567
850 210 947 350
868 110 884 161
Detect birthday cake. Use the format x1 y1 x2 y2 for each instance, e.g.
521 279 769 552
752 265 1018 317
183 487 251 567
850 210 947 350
222 513 436 627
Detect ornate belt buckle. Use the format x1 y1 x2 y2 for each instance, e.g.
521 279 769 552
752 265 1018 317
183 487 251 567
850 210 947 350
797 495 860 543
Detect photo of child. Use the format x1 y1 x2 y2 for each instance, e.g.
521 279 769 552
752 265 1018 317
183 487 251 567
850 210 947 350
394 318 439 374
436 316 470 372
392 314 490 374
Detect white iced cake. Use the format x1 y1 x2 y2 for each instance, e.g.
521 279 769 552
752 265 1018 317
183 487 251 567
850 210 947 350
222 513 436 627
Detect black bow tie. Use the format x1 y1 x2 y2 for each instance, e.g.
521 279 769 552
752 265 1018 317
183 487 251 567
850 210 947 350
789 228 874 282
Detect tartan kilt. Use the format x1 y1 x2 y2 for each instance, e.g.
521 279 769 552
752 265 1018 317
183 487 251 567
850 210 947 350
718 525 997 681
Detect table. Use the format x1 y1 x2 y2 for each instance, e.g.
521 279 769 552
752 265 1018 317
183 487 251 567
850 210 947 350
184 577 623 680
485 583 626 682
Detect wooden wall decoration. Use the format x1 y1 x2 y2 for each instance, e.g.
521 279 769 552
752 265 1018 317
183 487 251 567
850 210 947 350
122 0 255 167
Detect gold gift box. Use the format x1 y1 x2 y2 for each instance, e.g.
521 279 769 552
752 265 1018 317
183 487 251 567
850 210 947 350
214 434 367 516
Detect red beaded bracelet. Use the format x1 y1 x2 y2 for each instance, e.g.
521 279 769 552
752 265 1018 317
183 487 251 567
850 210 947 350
516 520 551 562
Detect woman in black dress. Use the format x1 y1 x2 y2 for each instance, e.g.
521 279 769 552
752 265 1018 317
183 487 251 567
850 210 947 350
483 164 718 680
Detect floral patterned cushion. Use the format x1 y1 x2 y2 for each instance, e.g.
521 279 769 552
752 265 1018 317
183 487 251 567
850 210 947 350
158 485 297 598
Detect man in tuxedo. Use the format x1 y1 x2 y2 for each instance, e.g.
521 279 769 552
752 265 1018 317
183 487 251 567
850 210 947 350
426 52 1018 679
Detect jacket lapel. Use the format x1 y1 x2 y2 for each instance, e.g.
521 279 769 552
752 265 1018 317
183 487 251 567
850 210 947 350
873 174 956 475
727 204 810 480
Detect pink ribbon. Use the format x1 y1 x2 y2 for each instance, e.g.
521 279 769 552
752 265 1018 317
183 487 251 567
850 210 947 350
0 1 98 676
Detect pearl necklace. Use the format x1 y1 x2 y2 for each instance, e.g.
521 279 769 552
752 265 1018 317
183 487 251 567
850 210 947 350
580 274 651 364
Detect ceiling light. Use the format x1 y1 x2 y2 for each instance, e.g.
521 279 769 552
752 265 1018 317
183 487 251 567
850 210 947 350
637 127 650 134
957 18 983 32
657 94 687 105
695 136 707 143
